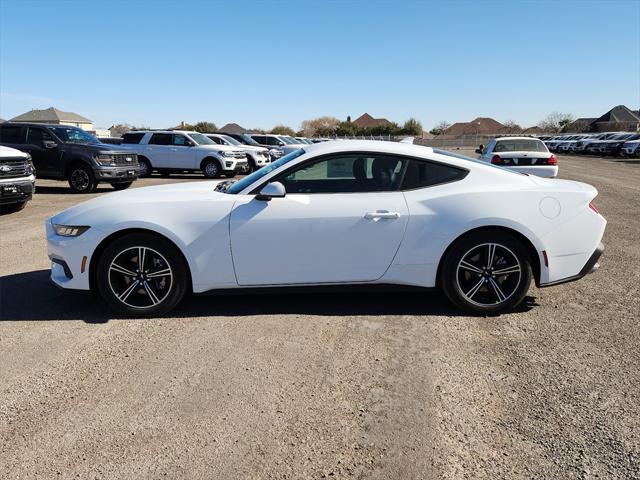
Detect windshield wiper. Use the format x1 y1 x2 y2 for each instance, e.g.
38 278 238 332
214 180 236 193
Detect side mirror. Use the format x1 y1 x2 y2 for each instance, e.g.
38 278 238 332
44 140 58 149
186 140 195 147
278 141 285 146
256 181 286 201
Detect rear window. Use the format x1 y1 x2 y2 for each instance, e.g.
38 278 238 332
494 139 548 153
401 160 468 190
149 133 172 145
0 125 26 144
121 132 145 144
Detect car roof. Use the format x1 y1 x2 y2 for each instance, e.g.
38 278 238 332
495 136 543 141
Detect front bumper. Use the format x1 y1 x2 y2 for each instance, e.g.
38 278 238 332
223 161 250 174
0 175 36 205
94 165 139 182
540 242 604 287
46 221 105 291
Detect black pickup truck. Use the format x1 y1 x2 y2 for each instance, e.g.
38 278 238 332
0 122 139 193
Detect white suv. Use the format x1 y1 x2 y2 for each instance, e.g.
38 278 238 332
205 133 271 172
121 130 249 178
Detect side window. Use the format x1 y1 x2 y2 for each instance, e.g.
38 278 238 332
148 133 172 145
268 137 282 146
172 134 189 146
252 135 265 144
0 126 26 144
121 132 145 144
276 154 405 194
401 160 467 190
209 136 223 144
26 127 44 145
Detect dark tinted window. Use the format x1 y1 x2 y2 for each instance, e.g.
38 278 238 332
122 132 145 144
276 154 405 194
401 160 467 190
208 136 223 144
251 135 265 144
26 127 54 145
0 125 26 144
148 133 172 145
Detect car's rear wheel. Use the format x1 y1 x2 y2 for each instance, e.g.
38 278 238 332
137 157 152 177
96 233 189 317
440 230 532 315
68 164 97 193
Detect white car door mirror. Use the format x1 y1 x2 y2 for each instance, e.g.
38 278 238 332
256 182 286 201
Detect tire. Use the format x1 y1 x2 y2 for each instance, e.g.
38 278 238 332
112 182 133 191
96 233 189 317
440 229 532 315
0 200 28 214
202 158 222 178
67 163 97 193
137 157 152 177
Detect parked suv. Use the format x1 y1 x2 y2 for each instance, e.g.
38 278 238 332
249 134 306 155
121 130 249 178
205 133 271 171
0 123 138 193
0 145 36 213
219 132 284 161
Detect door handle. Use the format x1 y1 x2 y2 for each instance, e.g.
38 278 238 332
364 211 401 220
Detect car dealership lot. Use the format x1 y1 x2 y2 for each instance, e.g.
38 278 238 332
1 154 639 478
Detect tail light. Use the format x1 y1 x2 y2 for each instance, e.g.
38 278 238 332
589 201 599 214
547 155 557 165
491 155 503 165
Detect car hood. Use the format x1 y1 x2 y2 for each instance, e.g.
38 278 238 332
67 143 136 154
49 181 233 227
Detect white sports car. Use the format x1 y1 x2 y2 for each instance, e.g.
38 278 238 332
47 141 606 316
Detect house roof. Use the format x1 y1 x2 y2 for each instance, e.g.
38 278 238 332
10 107 92 123
444 117 505 136
352 113 393 129
593 105 640 124
219 123 247 134
521 126 546 134
561 117 596 133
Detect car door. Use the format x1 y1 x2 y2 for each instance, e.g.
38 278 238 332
229 153 409 285
145 133 173 168
24 126 59 175
169 134 197 169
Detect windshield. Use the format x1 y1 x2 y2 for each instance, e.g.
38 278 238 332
277 136 295 144
189 133 215 145
221 135 241 145
50 127 99 144
224 149 305 194
239 134 261 146
284 136 300 144
493 139 548 152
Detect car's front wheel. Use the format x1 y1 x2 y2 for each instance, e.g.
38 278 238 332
96 233 189 317
68 164 97 193
440 230 532 315
202 158 222 178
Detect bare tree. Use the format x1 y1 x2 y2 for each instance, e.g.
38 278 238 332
109 123 132 137
300 116 341 137
539 112 575 133
502 120 522 134
429 120 451 136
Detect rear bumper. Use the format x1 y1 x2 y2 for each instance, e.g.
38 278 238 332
505 165 558 178
539 242 604 287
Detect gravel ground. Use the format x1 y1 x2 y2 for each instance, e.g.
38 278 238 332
1 153 639 479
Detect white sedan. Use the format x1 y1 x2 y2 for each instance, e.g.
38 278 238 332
47 141 605 317
476 137 558 177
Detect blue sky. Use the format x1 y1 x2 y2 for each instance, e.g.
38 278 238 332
1 0 638 130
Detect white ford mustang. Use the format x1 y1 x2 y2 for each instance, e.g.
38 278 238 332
47 141 606 316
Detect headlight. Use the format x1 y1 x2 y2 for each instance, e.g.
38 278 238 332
95 153 116 166
218 151 234 158
52 223 90 237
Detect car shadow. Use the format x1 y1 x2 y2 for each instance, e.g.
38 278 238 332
0 270 537 323
34 185 116 195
